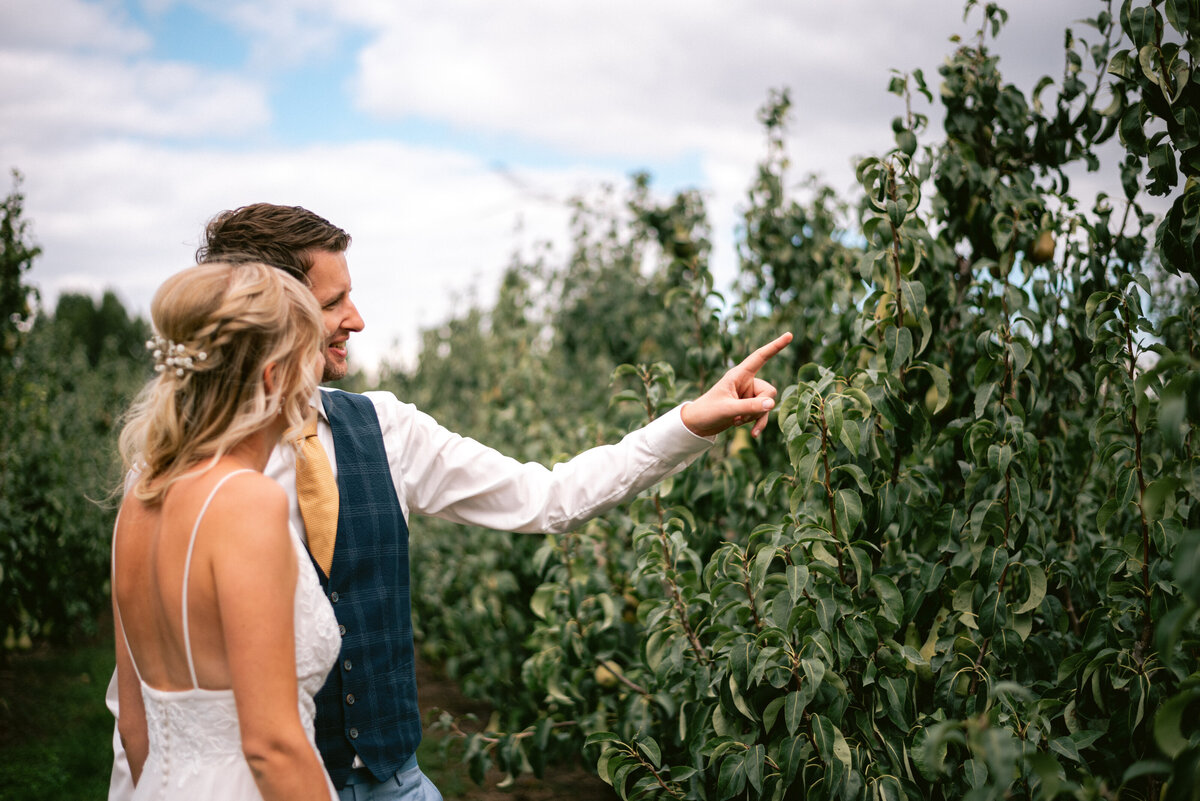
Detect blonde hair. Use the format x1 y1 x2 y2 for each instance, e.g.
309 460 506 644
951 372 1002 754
119 261 323 504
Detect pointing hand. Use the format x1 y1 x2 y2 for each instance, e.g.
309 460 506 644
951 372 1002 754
680 333 793 439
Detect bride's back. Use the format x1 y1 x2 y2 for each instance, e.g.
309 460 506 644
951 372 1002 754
113 464 282 693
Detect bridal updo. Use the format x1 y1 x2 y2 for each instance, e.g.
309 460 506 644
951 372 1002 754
118 261 323 503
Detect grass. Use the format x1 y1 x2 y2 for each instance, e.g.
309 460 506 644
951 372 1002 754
0 638 496 801
0 636 610 801
0 637 116 801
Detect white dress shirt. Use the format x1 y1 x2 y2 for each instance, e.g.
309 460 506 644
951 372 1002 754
267 389 714 543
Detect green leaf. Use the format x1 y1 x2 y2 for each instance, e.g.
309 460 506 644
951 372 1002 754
778 736 809 784
1028 752 1064 797
1143 478 1179 522
749 548 773 593
953 581 980 630
1108 49 1134 79
637 737 662 766
530 583 557 620
1139 44 1164 86
595 749 615 786
980 545 1008 587
913 723 952 779
1086 290 1110 319
811 714 852 771
835 488 863 536
893 326 914 373
928 362 952 414
978 588 1007 636
586 731 621 746
802 658 827 698
596 592 617 631
784 690 805 734
900 280 926 321
974 381 997 419
1154 685 1200 758
843 614 875 657
964 758 986 788
1097 497 1122 536
871 574 904 628
834 463 873 495
645 629 671 672
712 702 737 738
1013 564 1047 614
1122 759 1172 784
746 744 766 793
729 637 753 687
717 750 747 800
1010 339 1031 375
728 673 758 722
761 695 786 732
787 564 810 604
1050 735 1084 763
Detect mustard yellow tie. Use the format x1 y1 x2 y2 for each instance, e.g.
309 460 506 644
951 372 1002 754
296 415 339 576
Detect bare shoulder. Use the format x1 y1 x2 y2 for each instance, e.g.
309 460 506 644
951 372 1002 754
201 471 289 547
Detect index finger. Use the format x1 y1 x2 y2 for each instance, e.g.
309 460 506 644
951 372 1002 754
737 332 793 375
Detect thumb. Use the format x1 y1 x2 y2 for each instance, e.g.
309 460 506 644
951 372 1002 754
730 396 775 417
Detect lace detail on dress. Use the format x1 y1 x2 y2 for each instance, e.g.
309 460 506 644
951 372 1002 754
140 688 244 790
290 525 342 732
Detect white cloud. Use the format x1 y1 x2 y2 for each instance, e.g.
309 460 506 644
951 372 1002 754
0 50 270 146
0 0 149 52
0 0 1137 374
343 0 1109 233
7 138 590 370
346 0 1096 168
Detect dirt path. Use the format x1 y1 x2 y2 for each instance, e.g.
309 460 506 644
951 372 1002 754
415 659 619 801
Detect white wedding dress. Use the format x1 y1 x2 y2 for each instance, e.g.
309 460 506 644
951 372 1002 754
114 470 341 800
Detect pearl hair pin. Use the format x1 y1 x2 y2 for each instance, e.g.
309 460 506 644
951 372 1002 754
146 335 207 377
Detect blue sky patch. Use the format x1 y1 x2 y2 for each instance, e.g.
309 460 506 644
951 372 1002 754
117 0 707 188
134 1 250 70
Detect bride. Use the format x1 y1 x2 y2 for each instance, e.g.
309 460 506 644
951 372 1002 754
110 261 339 800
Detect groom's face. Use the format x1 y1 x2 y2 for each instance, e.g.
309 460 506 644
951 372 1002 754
305 249 364 382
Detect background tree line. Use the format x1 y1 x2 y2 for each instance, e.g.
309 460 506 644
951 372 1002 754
1 0 1197 797
0 171 150 652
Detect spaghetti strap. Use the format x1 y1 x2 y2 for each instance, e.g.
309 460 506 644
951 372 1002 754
181 469 256 689
111 504 145 685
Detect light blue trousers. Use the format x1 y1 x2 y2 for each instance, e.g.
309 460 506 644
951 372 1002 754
338 756 442 801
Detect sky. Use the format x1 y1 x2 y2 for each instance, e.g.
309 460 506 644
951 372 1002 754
1 0 1118 373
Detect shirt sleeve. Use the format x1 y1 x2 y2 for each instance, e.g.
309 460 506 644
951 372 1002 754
365 392 714 534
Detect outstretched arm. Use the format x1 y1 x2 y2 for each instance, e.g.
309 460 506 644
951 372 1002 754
370 332 792 534
680 332 793 439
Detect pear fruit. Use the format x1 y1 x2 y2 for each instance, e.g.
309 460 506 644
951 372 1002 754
1028 230 1055 264
594 662 620 688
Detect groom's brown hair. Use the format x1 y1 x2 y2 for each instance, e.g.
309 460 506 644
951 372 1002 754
197 203 351 283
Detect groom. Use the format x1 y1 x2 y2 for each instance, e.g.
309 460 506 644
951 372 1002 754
108 203 790 801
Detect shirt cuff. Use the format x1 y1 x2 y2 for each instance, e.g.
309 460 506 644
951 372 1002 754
641 403 716 461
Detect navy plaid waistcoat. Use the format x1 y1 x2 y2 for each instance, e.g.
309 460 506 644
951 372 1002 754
312 389 420 788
